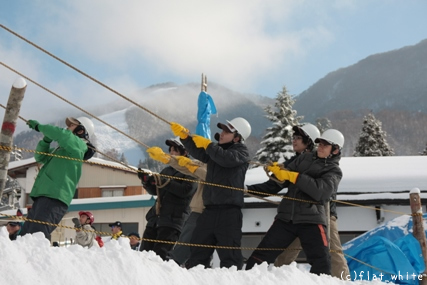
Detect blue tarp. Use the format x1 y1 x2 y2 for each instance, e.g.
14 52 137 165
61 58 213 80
343 214 427 284
195 91 217 139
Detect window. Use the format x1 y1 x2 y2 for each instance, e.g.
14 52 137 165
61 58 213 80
100 185 125 197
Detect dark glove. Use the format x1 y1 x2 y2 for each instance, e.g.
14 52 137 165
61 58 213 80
138 168 154 185
27 120 40 132
72 218 81 229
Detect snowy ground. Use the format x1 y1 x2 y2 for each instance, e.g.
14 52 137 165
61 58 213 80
0 229 385 285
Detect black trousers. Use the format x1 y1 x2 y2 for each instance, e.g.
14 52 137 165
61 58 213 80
20 196 68 241
187 207 243 269
169 211 201 265
245 219 331 275
141 226 180 261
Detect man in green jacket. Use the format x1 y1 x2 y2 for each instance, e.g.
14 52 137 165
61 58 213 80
20 117 95 241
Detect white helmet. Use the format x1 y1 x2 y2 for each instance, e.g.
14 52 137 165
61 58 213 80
293 123 320 142
315 129 344 149
76 117 95 139
227 117 251 141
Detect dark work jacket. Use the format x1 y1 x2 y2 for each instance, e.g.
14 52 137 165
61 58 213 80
248 152 342 226
181 137 249 208
145 166 197 232
284 152 338 218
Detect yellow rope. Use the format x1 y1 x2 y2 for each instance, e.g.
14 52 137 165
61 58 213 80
0 144 413 216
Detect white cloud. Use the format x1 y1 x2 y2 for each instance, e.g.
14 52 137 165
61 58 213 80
37 0 328 90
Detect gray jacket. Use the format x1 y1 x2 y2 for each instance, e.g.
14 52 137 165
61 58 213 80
75 224 96 248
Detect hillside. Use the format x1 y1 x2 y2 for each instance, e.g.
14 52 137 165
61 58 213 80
11 39 427 161
12 82 275 165
294 39 427 156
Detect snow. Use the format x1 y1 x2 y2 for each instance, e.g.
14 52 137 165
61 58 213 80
12 77 26 88
245 156 427 194
93 108 144 165
0 229 383 285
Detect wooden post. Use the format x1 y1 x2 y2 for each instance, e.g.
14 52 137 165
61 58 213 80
0 78 27 199
410 187 427 284
201 73 207 92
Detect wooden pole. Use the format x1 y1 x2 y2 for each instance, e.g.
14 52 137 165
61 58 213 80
201 73 207 92
0 78 27 199
410 187 427 284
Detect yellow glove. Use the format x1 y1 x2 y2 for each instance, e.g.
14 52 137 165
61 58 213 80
147 147 171 164
267 162 299 183
171 122 189 139
192 135 212 150
176 156 199 173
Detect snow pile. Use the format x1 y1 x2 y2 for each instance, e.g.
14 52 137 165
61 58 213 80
0 228 383 285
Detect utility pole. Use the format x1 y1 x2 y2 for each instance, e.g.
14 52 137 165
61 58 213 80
0 78 27 199
410 187 427 285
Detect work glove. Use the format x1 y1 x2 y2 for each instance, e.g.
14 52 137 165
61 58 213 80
72 218 81 229
137 168 154 186
27 120 40 132
147 147 171 164
267 162 299 183
170 122 189 139
176 156 199 173
192 135 211 150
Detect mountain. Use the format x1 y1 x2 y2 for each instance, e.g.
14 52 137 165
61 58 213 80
12 82 275 165
12 39 427 162
294 39 427 156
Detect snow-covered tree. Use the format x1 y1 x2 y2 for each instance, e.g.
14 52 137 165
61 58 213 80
316 117 332 134
120 153 128 165
253 86 302 164
353 113 394 157
420 143 427 155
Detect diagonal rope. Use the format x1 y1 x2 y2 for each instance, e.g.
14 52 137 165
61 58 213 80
0 62 150 149
0 24 275 169
0 23 170 125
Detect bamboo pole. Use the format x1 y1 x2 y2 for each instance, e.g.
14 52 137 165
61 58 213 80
0 78 27 199
410 187 427 284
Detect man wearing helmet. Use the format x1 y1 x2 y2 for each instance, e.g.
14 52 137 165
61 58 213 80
246 129 345 276
20 117 95 241
170 117 251 269
138 138 197 260
73 211 97 248
274 126 350 278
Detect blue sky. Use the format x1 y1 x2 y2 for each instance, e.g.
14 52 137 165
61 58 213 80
1 0 427 131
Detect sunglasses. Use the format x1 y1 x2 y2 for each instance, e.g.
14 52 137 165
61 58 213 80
292 135 303 141
7 223 19 227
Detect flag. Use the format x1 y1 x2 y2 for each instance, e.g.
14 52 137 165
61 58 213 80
195 91 217 139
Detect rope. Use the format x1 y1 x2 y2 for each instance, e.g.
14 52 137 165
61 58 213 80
0 144 413 216
1 211 421 276
0 62 150 149
0 24 170 126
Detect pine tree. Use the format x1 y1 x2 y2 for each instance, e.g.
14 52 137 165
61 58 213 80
119 153 128 165
353 113 394 157
253 86 302 164
420 143 427 155
316 117 332 134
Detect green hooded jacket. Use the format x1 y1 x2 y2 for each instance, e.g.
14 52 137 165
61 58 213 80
30 123 88 206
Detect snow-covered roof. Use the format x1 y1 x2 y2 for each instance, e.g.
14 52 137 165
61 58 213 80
245 156 427 194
